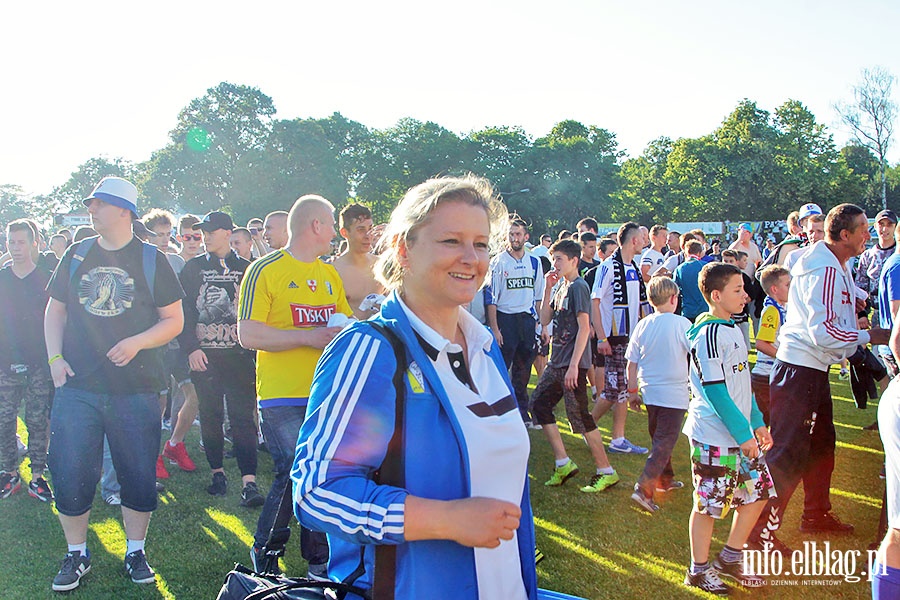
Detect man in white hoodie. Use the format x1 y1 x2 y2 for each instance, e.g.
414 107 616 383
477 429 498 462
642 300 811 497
749 204 890 552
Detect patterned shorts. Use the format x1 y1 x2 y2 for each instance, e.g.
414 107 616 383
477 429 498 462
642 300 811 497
601 342 628 403
690 441 777 519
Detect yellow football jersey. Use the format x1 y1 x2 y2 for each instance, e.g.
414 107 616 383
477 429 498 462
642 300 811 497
238 250 352 403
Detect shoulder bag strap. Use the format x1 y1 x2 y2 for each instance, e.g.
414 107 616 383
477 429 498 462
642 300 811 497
69 237 96 283
368 321 407 600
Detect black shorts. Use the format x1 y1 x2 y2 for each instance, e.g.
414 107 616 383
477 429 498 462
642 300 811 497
591 341 606 368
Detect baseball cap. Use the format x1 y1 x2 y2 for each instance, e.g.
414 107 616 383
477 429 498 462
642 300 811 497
82 177 139 217
193 211 234 232
798 203 823 222
132 220 152 240
876 209 898 224
738 223 752 232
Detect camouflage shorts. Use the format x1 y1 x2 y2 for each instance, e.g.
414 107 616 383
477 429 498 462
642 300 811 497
690 440 777 519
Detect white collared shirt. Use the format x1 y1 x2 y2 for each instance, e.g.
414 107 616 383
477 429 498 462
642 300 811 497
396 296 529 600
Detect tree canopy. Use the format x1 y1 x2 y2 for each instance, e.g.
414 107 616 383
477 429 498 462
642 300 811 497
14 79 899 233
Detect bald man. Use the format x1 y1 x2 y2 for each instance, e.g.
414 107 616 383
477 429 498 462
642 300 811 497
238 195 352 581
262 211 289 251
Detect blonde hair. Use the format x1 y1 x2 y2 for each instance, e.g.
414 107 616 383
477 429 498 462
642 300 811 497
375 175 508 291
647 275 679 307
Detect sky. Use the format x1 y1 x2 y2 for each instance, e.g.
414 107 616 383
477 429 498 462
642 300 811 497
3 0 899 197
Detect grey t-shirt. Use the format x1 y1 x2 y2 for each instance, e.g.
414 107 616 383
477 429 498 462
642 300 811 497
549 277 591 370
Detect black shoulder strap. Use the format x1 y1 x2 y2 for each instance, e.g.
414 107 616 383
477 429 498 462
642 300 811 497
257 320 408 599
367 321 407 600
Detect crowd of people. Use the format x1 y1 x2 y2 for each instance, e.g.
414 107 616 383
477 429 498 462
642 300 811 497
0 173 898 598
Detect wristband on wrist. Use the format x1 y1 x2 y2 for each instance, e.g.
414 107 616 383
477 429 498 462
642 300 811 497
597 338 607 344
48 354 63 366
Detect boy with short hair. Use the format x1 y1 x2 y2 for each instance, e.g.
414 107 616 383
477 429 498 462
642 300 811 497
751 265 790 425
532 240 619 493
683 262 775 595
626 276 691 513
721 250 753 349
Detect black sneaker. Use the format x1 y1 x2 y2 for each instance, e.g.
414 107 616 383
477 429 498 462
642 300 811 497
29 476 54 502
52 550 91 591
124 550 156 584
684 568 730 596
800 512 854 534
240 481 265 507
0 471 21 499
207 472 227 496
713 556 764 587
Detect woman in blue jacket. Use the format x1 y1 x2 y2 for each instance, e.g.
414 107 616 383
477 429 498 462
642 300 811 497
292 175 538 599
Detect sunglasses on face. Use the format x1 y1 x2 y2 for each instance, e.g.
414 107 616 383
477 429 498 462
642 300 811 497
182 234 202 242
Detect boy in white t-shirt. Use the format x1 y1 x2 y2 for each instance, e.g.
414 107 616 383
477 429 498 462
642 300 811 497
683 262 776 595
626 276 691 513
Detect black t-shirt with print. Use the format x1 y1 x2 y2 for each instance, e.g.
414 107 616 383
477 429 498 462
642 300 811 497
0 265 50 372
48 237 185 394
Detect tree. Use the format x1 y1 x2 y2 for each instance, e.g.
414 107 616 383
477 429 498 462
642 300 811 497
528 120 623 228
772 99 840 211
835 66 897 209
615 137 674 223
227 117 349 224
142 82 276 211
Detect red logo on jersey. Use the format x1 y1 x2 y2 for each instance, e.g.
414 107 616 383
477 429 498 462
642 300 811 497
291 304 336 327
307 279 317 292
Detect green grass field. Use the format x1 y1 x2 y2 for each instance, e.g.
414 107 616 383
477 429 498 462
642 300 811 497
0 362 887 599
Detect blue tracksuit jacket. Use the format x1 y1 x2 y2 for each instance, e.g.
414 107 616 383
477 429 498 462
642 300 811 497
292 292 538 599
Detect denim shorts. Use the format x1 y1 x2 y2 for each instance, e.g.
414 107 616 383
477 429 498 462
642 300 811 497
48 385 161 516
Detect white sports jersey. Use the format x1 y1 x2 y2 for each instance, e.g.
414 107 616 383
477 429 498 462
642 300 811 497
684 319 753 447
486 251 545 315
640 248 666 276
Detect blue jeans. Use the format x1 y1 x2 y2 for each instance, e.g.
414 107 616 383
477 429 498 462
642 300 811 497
101 436 120 498
49 386 160 516
254 405 329 565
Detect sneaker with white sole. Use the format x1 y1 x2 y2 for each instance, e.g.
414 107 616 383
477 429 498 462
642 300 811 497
684 567 730 596
104 493 122 506
0 471 21 499
28 476 54 502
124 550 156 584
608 438 648 454
52 550 91 592
631 485 659 513
656 480 685 493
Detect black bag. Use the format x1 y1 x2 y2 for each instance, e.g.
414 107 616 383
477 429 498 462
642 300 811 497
217 563 368 599
216 322 407 600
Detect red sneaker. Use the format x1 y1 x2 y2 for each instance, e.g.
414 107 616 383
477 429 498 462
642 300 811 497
156 455 170 479
162 441 196 472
